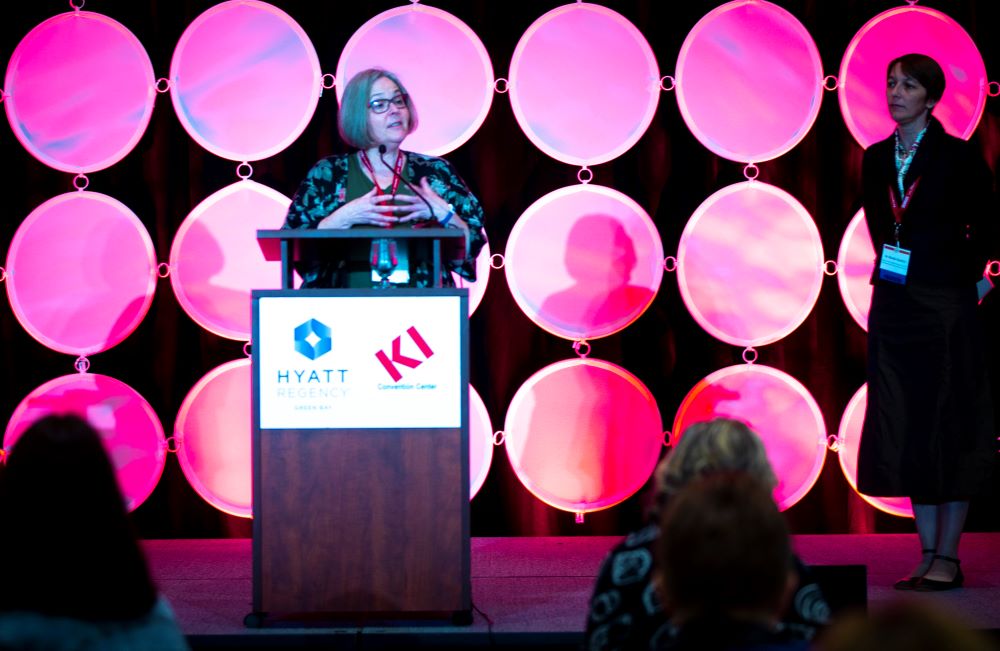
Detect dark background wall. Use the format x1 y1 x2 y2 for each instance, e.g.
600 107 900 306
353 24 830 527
1 0 998 538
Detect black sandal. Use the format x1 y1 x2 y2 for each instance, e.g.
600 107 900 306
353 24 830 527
893 548 935 591
914 555 964 591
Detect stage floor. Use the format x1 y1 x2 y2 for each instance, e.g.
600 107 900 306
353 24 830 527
146 533 1000 649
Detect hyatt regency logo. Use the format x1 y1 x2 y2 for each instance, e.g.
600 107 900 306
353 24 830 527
294 319 331 360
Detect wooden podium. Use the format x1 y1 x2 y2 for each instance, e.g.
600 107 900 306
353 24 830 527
248 228 470 625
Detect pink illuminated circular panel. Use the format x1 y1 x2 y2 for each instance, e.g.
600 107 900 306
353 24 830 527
839 6 987 149
505 185 663 340
170 181 292 340
837 209 875 331
6 192 156 355
504 359 662 513
3 374 166 512
469 385 493 500
170 0 321 161
336 5 493 156
837 385 913 518
672 364 826 511
174 360 251 518
676 0 823 163
451 237 491 316
3 11 155 172
677 181 824 347
509 3 659 166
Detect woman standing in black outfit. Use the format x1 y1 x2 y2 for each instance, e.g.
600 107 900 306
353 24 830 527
858 53 996 591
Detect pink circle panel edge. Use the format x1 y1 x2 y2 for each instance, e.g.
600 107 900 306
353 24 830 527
836 384 913 518
675 0 823 163
169 180 292 340
469 384 494 500
336 4 494 157
508 3 660 166
677 181 824 347
5 191 157 355
451 237 491 317
836 209 874 332
3 11 155 173
2 373 166 512
672 364 827 511
174 359 253 518
505 184 664 340
503 358 662 513
170 0 322 161
839 6 987 149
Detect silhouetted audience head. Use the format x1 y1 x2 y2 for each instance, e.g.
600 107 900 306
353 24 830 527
818 599 997 651
655 471 794 625
0 414 156 620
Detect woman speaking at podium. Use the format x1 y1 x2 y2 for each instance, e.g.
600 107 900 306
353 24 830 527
283 68 486 288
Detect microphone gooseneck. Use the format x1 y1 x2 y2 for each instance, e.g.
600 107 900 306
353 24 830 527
378 145 436 221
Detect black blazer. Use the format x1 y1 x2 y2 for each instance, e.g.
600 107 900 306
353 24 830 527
862 117 996 288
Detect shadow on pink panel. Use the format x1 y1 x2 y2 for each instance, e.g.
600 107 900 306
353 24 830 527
839 6 986 148
676 0 823 163
3 11 155 172
175 360 252 518
504 359 662 513
170 0 321 161
508 3 659 166
3 374 166 512
837 385 913 518
837 210 875 332
6 192 156 355
337 5 493 156
469 385 494 500
672 364 827 511
677 181 824 347
170 181 292 340
505 185 663 340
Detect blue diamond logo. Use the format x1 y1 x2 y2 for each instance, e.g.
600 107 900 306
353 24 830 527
294 319 331 360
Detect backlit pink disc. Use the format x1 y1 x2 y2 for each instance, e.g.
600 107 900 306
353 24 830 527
336 5 493 156
469 384 493 500
504 359 662 513
836 385 913 518
451 237 491 316
3 11 155 172
505 185 663 340
839 6 987 149
5 192 156 355
508 3 659 166
174 360 252 518
672 364 826 511
675 0 823 163
837 209 874 331
170 0 321 161
3 373 166 512
677 181 824 347
169 180 292 340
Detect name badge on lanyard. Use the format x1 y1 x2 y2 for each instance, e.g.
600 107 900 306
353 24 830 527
879 178 919 285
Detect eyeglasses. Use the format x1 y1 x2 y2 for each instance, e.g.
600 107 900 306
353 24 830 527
368 95 408 114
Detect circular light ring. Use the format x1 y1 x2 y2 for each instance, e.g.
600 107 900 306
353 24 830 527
3 11 156 173
336 4 494 156
505 184 663 340
174 359 252 518
5 192 157 355
170 0 322 161
469 384 493 500
836 384 913 518
839 6 987 149
3 373 166 512
169 180 292 340
836 209 874 332
504 358 662 513
451 237 491 316
672 364 827 511
508 3 660 166
675 0 823 163
676 181 824 347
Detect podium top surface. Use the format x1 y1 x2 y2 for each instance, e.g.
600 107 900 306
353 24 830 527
257 228 466 240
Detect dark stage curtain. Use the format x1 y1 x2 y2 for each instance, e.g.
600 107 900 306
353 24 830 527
1 0 998 538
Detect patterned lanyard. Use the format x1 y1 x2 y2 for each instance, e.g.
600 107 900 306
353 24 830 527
358 150 404 196
893 124 927 196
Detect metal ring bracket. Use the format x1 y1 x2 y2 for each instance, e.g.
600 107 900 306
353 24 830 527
577 166 593 184
321 73 335 89
824 260 838 276
157 262 171 278
573 340 591 358
74 356 90 373
236 162 253 180
663 256 678 272
73 174 89 191
490 253 505 269
493 430 505 446
743 163 760 181
823 75 839 91
742 347 758 365
155 78 171 93
660 75 676 92
494 78 509 94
